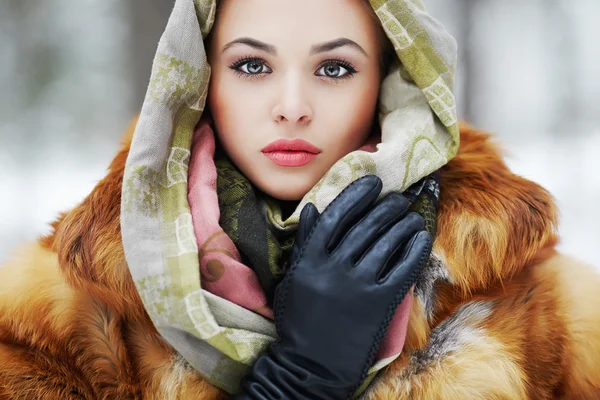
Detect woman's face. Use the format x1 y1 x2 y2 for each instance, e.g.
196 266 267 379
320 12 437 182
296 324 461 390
207 0 383 201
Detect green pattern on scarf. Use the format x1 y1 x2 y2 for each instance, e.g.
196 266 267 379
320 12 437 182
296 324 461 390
216 151 440 304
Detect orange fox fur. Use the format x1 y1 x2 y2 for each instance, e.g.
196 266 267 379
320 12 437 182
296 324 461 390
1 122 599 399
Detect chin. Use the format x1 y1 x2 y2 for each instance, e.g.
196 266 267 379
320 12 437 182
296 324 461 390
257 178 314 201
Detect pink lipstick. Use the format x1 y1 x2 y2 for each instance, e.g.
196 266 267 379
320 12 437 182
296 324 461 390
261 139 321 167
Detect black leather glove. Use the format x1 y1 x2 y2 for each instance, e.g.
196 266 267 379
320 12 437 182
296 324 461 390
234 175 432 399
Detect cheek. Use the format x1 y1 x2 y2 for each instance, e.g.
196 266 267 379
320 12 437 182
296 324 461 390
319 77 380 151
208 74 253 146
209 71 238 124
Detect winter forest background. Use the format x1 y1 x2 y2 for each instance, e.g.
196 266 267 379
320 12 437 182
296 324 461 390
1 0 599 269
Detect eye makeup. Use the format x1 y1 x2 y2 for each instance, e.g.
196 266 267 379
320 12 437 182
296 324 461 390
228 55 359 82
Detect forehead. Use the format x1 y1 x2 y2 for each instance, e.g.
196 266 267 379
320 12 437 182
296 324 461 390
212 0 380 48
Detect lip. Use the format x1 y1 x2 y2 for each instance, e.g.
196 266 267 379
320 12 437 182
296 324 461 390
263 151 318 167
262 139 321 167
261 139 321 154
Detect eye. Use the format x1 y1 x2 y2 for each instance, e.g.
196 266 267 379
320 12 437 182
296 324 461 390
239 60 270 75
315 60 357 80
229 57 272 77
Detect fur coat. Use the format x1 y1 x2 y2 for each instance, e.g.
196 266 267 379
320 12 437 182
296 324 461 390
1 122 599 399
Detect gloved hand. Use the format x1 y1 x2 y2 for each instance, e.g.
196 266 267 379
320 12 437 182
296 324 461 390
234 175 432 399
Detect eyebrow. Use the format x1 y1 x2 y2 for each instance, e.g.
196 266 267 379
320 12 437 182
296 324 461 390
222 37 368 57
222 37 276 55
310 38 367 56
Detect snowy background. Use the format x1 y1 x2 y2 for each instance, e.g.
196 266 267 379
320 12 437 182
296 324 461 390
1 0 599 269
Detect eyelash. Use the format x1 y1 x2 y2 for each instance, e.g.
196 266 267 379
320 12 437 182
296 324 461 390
228 55 358 82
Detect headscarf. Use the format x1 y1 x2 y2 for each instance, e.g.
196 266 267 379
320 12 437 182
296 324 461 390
121 0 458 395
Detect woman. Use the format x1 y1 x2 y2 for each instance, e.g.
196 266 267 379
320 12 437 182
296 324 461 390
1 0 599 399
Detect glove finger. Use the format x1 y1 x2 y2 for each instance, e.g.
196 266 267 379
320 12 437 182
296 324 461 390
354 212 425 278
337 192 410 262
295 202 320 251
311 175 382 253
378 230 432 291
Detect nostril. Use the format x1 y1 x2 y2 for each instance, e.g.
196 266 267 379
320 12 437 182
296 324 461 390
298 115 310 124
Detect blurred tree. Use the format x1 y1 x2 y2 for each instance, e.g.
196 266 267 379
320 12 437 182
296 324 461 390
128 0 173 107
457 0 475 124
544 0 579 134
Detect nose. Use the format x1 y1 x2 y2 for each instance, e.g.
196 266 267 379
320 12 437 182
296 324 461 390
271 73 313 125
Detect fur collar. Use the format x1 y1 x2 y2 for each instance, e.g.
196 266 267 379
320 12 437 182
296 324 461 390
41 121 559 344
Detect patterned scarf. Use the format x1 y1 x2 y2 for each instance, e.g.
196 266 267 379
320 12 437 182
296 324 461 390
188 118 441 365
217 149 441 307
122 0 458 394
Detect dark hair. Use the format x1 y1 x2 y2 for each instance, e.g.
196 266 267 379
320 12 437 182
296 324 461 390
379 37 397 78
360 0 397 78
